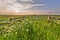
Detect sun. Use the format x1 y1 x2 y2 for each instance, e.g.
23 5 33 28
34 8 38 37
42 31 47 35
14 10 19 13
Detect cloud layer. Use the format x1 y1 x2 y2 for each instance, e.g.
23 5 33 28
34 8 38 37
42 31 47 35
0 0 45 12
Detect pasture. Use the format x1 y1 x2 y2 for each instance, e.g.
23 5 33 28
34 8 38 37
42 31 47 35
0 15 60 40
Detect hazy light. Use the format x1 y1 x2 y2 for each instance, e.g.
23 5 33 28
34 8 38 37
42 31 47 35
14 10 19 13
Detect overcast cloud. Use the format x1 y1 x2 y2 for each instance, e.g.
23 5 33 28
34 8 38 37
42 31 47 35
0 0 45 12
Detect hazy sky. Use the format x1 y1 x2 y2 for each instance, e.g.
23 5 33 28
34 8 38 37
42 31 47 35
32 0 60 10
0 0 60 12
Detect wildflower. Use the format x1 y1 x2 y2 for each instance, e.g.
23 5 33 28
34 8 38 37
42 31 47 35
15 32 18 34
26 29 29 32
4 34 7 37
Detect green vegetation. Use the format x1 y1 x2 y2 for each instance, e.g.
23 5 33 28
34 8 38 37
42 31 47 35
0 15 60 40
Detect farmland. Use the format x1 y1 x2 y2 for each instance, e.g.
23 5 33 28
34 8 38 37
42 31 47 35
0 15 60 40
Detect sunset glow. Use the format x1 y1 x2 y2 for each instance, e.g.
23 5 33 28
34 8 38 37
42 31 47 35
0 0 60 15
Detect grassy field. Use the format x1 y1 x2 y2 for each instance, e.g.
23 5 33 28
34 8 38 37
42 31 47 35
0 15 60 40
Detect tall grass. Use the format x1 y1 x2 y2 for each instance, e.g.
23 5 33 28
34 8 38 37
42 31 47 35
0 16 60 40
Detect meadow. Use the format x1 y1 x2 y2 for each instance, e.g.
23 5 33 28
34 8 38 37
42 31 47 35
0 15 60 40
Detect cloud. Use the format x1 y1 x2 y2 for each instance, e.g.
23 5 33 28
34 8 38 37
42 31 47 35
0 0 45 12
19 0 33 2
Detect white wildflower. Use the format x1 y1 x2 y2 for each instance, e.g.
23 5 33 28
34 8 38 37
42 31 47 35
26 29 29 32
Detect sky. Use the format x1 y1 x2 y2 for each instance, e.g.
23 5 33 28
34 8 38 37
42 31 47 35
34 0 60 10
0 0 60 13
